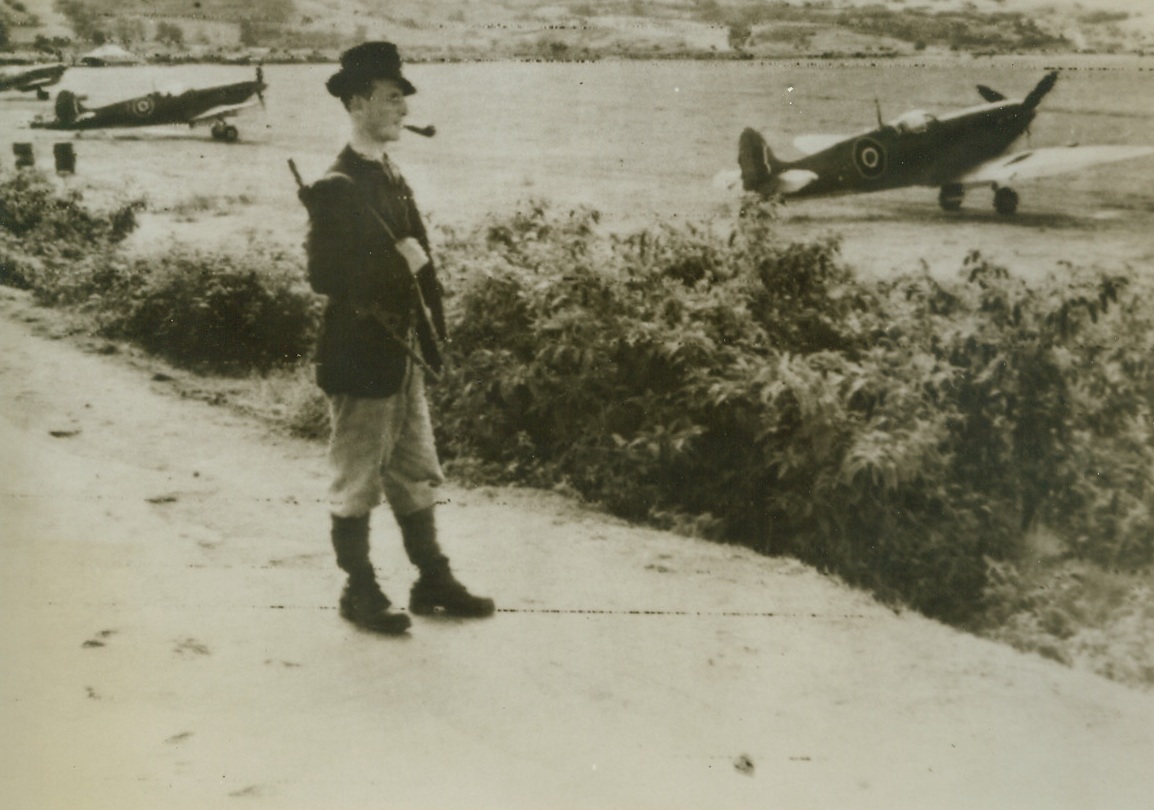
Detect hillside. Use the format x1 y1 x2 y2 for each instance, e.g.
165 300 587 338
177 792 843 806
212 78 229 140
5 0 1153 59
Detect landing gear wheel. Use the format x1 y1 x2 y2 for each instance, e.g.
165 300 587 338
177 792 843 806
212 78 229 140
994 186 1019 216
37 88 49 101
221 125 239 143
210 122 225 140
938 183 965 211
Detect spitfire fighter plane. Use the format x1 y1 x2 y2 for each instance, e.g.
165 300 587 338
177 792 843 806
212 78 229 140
31 67 266 142
729 71 1153 215
0 63 67 99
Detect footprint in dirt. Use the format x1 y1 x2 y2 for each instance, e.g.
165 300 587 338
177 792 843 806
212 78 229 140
81 629 117 648
228 784 269 798
173 637 210 656
265 552 325 569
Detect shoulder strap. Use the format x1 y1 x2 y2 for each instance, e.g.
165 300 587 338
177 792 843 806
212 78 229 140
326 173 443 373
324 170 401 242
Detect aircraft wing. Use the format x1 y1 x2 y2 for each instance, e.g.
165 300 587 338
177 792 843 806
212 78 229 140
12 76 60 91
187 98 260 124
955 144 1154 187
793 134 849 155
0 65 65 92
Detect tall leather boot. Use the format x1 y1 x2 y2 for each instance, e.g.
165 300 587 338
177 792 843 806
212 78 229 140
331 514 411 635
398 508 495 618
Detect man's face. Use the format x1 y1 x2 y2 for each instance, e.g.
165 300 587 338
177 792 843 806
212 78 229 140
350 78 407 144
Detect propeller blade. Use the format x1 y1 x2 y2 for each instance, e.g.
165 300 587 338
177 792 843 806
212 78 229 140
256 65 266 107
977 84 1006 103
1022 70 1058 110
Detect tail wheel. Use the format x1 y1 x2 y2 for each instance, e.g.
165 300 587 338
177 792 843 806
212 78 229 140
938 183 965 211
994 186 1019 216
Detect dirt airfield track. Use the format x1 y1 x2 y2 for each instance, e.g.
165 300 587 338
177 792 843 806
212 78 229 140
2 58 1152 284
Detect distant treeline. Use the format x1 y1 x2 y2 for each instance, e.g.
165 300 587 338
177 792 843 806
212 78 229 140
30 0 1125 59
697 1 1069 54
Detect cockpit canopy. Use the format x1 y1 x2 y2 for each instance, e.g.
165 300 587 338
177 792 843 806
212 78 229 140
889 109 937 134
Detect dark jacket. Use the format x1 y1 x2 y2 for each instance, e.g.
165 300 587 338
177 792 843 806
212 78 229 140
301 147 445 397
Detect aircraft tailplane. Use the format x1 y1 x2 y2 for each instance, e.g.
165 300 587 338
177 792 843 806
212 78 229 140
738 127 786 193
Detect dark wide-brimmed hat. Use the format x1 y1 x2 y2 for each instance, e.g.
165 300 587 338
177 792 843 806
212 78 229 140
326 41 416 99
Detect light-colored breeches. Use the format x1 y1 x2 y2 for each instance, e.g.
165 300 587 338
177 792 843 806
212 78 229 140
326 369 444 519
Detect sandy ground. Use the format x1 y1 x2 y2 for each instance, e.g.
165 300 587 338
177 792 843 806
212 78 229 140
3 283 1154 809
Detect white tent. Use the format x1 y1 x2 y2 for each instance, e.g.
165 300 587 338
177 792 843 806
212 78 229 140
79 44 141 66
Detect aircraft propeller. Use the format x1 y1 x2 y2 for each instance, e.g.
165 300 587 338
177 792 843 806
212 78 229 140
1020 72 1058 146
1022 70 1058 111
255 65 266 107
976 84 1006 103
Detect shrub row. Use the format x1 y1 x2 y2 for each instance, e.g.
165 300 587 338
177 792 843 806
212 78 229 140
4 171 1152 626
96 246 318 373
0 169 141 290
432 200 1154 622
0 170 316 372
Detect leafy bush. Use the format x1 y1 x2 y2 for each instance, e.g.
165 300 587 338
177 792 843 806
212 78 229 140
434 200 1154 622
0 169 317 374
0 170 142 289
982 554 1154 688
0 170 140 245
96 246 319 373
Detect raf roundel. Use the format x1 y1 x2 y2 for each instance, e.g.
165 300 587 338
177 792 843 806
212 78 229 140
131 96 156 118
853 137 887 179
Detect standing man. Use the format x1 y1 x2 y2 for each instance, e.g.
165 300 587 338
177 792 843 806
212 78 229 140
298 42 494 635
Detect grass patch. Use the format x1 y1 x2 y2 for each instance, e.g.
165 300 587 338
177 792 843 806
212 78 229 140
165 193 257 221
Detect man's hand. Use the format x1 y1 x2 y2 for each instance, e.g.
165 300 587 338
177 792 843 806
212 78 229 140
395 237 430 275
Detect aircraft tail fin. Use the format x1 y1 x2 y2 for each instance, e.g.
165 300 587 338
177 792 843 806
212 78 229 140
1022 70 1058 110
738 127 785 192
54 90 84 125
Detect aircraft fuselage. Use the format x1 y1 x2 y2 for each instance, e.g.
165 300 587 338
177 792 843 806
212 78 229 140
0 64 67 94
786 100 1037 198
734 71 1153 215
36 79 264 130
